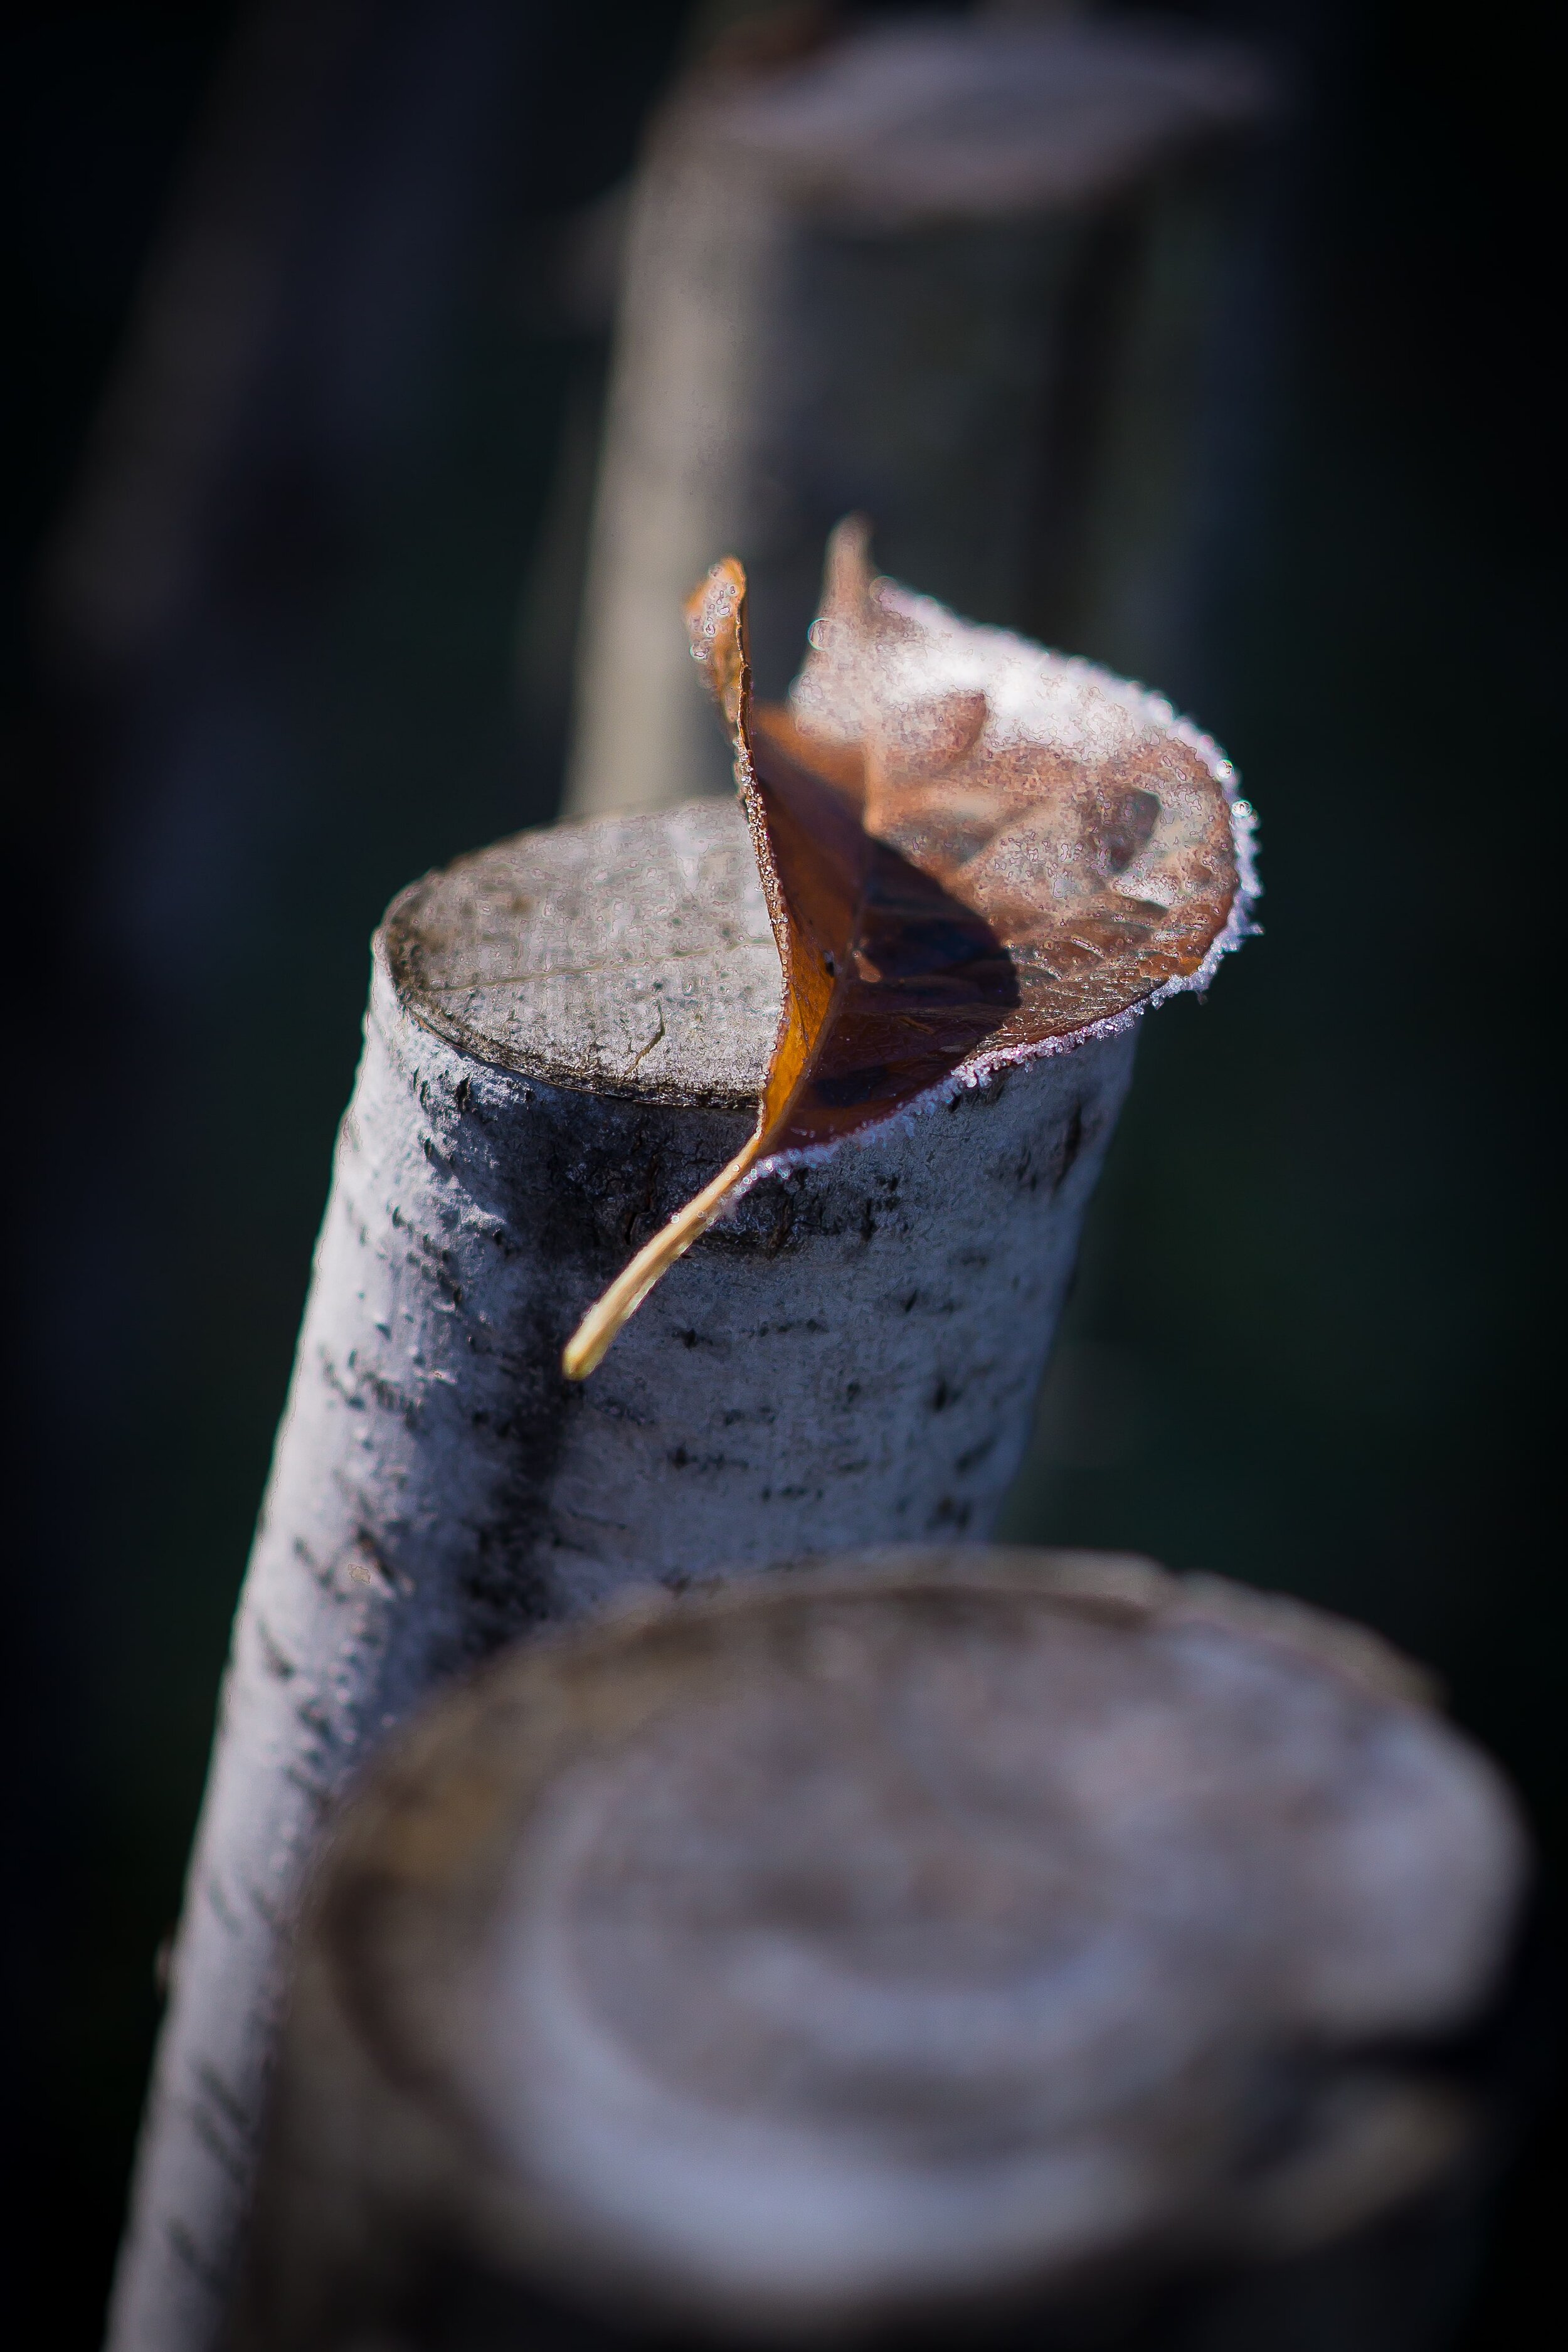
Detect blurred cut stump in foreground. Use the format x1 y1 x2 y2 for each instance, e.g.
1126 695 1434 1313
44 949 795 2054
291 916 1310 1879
566 13 1271 818
236 1545 1528 2352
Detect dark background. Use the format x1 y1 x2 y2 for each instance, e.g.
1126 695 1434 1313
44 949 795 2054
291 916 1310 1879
3 2 1559 2342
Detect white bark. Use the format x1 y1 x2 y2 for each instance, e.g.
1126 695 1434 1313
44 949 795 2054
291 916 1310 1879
565 16 1269 818
108 797 1135 2352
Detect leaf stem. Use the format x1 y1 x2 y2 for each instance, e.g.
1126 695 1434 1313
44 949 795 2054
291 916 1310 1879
561 1126 766 1379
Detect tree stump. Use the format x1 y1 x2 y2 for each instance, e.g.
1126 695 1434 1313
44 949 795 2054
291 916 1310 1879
108 805 1136 2352
564 14 1271 818
234 1545 1529 2351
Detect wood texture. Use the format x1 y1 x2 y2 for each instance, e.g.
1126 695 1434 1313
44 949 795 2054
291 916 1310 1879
235 1546 1528 2351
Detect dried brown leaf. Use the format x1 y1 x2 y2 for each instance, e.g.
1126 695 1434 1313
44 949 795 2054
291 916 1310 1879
563 523 1254 1377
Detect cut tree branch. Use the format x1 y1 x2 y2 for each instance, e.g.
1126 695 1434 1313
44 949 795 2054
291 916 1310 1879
107 800 1138 2351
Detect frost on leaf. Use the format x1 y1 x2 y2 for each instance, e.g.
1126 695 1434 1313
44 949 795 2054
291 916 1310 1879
561 522 1254 1379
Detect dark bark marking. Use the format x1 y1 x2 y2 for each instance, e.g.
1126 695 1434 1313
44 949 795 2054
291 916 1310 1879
166 2220 228 2296
253 1616 297 1681
194 2060 253 2137
1051 1099 1088 1194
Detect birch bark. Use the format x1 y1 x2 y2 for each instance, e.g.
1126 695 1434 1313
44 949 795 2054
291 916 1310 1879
108 797 1135 2352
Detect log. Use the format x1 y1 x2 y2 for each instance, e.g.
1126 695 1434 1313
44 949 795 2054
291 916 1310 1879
233 1545 1530 2351
564 13 1271 818
107 802 1136 2352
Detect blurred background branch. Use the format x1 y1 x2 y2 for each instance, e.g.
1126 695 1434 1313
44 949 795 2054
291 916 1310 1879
565 6 1274 816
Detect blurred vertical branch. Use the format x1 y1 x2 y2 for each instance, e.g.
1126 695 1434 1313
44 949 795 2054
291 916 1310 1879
564 7 1271 818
